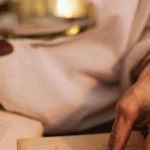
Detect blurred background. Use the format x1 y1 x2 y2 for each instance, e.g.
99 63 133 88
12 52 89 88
0 0 96 39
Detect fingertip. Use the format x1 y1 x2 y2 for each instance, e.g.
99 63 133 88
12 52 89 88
108 115 133 150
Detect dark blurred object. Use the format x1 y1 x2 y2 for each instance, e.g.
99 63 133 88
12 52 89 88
0 40 13 55
44 120 114 137
0 0 96 40
0 2 9 12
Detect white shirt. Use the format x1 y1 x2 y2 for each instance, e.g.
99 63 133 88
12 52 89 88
0 0 150 133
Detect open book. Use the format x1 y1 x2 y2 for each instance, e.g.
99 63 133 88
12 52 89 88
18 131 144 150
0 110 43 150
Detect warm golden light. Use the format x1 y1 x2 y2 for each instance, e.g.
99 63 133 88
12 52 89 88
16 0 92 19
56 0 72 18
66 25 80 36
33 0 46 17
0 0 96 39
52 0 87 18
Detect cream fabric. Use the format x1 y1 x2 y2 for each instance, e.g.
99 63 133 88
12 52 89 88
0 0 150 133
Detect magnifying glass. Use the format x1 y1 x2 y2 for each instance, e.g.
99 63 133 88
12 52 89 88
0 0 96 40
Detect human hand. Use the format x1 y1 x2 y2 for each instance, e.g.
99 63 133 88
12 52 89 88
108 63 150 150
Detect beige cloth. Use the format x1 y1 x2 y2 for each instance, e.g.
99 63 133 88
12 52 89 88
0 0 150 133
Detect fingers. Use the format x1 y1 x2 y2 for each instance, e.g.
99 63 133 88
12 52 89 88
145 124 150 150
108 88 140 150
108 108 133 150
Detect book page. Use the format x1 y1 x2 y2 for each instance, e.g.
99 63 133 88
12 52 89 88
18 131 144 150
0 110 43 150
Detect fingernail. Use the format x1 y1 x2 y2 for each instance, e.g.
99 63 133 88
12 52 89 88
0 40 13 56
